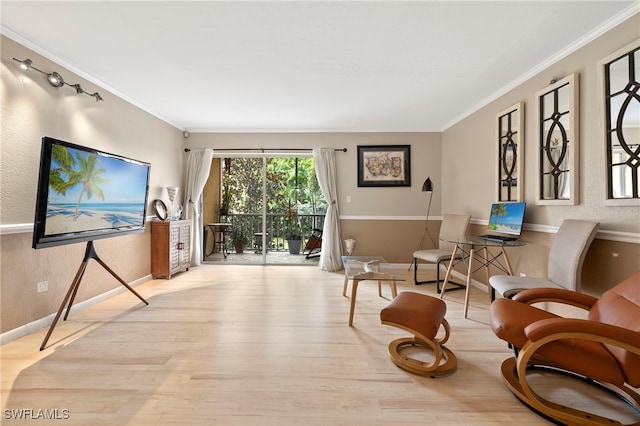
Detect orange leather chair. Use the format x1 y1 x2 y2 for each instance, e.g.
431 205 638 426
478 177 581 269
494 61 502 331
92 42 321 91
490 271 640 425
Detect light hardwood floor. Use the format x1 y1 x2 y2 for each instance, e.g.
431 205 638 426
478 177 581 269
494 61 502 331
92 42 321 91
1 265 636 425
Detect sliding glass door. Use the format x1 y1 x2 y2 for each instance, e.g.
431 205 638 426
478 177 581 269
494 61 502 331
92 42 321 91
202 154 326 265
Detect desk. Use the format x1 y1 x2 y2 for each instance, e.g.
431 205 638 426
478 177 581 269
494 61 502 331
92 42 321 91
342 256 405 326
439 237 524 318
207 223 232 258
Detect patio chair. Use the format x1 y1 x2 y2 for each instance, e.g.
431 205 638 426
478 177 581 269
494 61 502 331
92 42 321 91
304 228 322 259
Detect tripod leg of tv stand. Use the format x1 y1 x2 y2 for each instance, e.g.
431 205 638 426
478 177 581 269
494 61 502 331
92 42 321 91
93 257 148 306
63 268 84 321
40 260 88 351
40 241 149 351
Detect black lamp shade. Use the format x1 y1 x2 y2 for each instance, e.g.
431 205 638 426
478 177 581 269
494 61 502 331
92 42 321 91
422 177 433 192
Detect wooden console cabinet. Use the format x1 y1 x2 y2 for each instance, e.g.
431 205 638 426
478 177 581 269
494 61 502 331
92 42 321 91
151 219 191 279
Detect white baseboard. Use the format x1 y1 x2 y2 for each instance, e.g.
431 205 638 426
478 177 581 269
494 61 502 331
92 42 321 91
0 274 151 346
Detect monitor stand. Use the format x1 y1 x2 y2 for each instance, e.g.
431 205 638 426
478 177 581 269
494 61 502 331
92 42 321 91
40 241 149 351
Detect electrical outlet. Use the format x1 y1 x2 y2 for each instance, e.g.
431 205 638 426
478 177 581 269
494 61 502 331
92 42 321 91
519 272 527 277
37 281 48 293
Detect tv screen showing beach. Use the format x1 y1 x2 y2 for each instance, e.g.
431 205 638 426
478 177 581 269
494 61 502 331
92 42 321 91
487 202 526 236
33 137 150 249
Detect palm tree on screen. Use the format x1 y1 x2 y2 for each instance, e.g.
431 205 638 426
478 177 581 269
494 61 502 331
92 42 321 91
57 153 109 221
48 145 76 195
490 204 508 229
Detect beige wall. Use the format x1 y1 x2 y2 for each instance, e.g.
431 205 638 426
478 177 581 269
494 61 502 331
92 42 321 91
0 36 183 333
441 14 640 232
185 132 443 218
440 14 640 293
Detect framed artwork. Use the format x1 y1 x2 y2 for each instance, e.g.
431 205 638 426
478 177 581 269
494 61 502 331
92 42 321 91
598 39 640 206
357 145 411 187
496 102 524 201
536 73 579 205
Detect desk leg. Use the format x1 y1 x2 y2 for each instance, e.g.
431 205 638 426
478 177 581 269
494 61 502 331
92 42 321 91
349 279 360 326
483 246 492 301
502 248 514 275
439 244 459 299
343 274 349 296
377 280 382 297
463 247 475 319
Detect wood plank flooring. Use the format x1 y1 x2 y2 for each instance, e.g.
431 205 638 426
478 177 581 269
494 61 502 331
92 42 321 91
1 265 637 425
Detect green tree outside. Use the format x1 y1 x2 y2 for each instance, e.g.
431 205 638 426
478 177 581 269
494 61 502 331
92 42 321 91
224 157 326 216
222 157 326 245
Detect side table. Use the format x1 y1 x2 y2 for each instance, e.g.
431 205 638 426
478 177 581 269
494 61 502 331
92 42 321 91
342 256 405 326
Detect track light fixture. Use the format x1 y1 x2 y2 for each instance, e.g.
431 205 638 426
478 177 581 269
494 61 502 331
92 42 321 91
18 58 32 70
12 57 104 102
47 72 64 87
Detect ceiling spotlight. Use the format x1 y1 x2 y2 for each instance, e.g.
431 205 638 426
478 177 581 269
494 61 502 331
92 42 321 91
18 58 32 70
93 93 104 102
47 72 64 87
73 84 84 94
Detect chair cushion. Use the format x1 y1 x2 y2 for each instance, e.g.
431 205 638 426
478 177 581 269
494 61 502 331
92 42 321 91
380 292 446 340
490 298 560 347
490 298 626 386
413 249 458 263
589 271 640 387
490 275 563 299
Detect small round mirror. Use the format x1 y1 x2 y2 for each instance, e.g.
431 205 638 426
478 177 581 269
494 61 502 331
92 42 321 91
153 199 168 220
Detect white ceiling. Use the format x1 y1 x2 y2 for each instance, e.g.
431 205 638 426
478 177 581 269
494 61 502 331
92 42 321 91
1 1 638 132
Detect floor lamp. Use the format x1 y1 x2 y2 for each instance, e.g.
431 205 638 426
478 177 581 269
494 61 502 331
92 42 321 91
417 177 436 250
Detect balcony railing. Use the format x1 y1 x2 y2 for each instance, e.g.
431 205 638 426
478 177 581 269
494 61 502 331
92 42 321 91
224 213 325 252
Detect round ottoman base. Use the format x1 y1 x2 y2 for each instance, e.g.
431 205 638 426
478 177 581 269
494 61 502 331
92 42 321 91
388 336 458 377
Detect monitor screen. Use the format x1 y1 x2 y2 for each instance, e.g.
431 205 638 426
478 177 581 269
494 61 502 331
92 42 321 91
32 136 151 249
487 202 526 236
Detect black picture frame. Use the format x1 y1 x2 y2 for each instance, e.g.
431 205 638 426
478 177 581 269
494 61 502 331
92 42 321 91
357 145 411 187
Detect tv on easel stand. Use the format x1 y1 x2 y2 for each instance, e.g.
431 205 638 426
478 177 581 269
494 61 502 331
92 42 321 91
32 136 151 350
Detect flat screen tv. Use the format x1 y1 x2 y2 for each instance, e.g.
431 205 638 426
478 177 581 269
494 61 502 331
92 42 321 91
487 202 526 236
32 136 151 249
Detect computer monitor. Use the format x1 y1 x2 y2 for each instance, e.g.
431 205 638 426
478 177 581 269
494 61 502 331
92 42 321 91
487 202 526 236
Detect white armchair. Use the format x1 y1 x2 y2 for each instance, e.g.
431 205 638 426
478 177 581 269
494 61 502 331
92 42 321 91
490 219 599 298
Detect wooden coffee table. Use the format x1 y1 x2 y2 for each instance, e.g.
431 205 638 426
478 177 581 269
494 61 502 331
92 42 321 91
341 256 405 326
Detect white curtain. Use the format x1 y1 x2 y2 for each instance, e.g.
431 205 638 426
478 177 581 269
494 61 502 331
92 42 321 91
184 149 213 266
313 148 343 271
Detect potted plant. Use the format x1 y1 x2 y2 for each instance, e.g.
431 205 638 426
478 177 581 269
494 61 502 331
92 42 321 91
285 202 302 254
230 230 249 254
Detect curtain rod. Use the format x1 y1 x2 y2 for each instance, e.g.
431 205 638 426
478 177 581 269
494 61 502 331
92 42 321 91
184 148 347 153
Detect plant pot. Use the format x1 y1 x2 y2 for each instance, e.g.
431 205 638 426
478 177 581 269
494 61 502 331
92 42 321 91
235 244 246 254
287 238 302 254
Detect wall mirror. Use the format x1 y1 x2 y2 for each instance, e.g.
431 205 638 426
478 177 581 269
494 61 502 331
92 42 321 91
496 102 524 202
599 39 640 206
153 199 168 220
536 73 579 205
